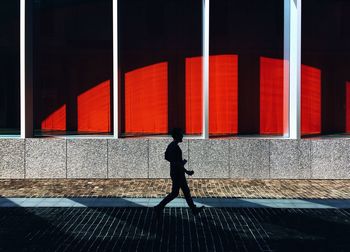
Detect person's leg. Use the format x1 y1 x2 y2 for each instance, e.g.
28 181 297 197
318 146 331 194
179 177 196 210
156 179 180 210
180 176 204 215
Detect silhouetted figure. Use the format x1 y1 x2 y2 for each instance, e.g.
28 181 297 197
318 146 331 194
154 128 204 216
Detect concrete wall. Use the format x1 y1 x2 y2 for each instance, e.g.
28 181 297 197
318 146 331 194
0 138 349 179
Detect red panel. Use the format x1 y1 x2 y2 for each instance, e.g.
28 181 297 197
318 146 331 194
209 55 238 134
301 65 321 135
260 57 284 134
78 80 111 132
41 104 66 131
125 62 168 134
346 82 350 133
185 57 202 134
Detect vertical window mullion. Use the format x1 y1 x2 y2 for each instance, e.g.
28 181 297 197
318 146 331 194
203 0 209 139
20 0 25 138
113 0 119 138
288 0 301 139
21 0 33 138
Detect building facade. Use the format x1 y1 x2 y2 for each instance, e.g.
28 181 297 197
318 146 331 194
0 0 349 179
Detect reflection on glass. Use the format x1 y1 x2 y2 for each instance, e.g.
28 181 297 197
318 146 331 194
186 55 239 135
33 0 113 135
125 63 168 134
302 0 350 135
0 1 20 135
301 65 321 135
260 57 285 135
41 105 66 131
185 57 202 134
210 55 238 135
119 0 203 136
210 0 285 136
78 80 111 133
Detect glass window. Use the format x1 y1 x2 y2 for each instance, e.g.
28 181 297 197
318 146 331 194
302 0 350 136
118 0 203 136
0 1 20 135
210 0 286 136
33 0 113 136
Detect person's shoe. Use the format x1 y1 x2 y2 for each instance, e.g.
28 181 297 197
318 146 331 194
192 206 204 216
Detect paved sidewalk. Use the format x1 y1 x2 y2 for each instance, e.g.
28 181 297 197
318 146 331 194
1 179 350 251
1 197 350 208
1 207 349 251
1 179 349 198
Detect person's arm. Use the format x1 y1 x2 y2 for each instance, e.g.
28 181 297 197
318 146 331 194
180 159 195 176
173 146 194 175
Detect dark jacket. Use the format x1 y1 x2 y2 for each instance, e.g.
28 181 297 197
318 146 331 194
165 141 185 176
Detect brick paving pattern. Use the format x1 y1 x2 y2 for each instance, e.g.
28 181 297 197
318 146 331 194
0 179 349 199
0 207 349 251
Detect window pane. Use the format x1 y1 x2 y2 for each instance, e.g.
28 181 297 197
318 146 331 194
33 0 113 136
118 0 203 136
210 0 285 136
302 0 350 136
0 1 20 135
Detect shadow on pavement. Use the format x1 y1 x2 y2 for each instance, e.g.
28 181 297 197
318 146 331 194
0 206 349 251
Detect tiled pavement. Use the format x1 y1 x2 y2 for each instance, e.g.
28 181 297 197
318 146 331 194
1 179 350 251
1 207 350 252
0 179 349 198
1 197 350 208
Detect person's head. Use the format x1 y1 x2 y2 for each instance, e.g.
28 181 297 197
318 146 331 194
171 128 183 142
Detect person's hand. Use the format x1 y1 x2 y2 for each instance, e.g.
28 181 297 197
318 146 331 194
187 170 194 176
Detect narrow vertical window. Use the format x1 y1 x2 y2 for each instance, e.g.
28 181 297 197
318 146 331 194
0 1 20 135
118 0 203 136
210 0 286 136
33 0 113 136
302 0 350 136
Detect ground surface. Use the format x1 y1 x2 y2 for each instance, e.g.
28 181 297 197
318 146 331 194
0 207 349 252
1 179 349 251
0 179 349 198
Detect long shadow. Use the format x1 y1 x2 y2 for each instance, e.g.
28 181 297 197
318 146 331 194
1 205 350 251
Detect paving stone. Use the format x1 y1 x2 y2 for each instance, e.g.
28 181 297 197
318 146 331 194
0 179 349 199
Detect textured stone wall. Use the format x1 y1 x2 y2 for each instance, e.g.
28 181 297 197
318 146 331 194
0 138 349 179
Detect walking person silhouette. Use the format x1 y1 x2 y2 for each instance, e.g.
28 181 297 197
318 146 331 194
154 128 204 216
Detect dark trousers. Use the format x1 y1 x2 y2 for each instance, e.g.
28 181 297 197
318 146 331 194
157 174 196 210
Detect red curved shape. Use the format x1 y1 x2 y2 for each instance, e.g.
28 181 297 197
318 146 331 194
125 62 168 134
301 65 321 135
260 57 284 134
41 104 66 131
185 57 203 134
209 55 238 134
78 80 111 132
186 55 238 135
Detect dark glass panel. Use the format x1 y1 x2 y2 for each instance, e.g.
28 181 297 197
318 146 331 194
119 0 203 136
302 0 350 135
33 0 113 135
210 0 285 136
0 1 20 135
